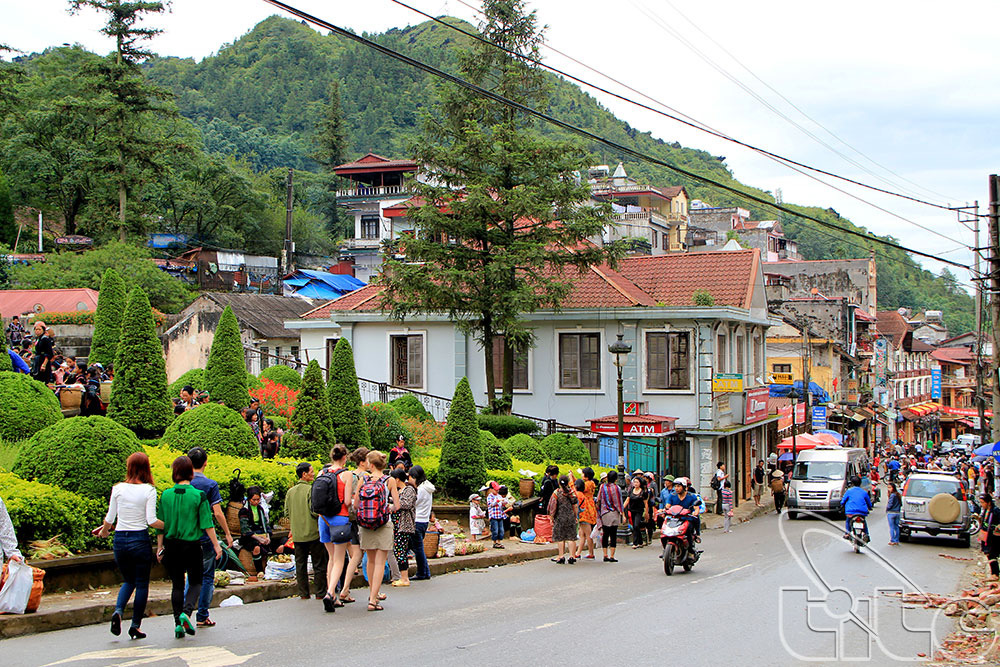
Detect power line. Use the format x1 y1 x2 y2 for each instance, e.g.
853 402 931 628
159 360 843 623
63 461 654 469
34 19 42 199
260 0 971 272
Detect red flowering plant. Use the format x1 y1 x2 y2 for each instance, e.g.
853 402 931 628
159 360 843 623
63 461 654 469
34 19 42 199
250 378 299 418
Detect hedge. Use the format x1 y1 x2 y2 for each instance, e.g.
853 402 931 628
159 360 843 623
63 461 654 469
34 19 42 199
540 432 591 466
167 368 206 399
503 433 546 464
328 338 369 449
23 310 166 327
390 394 434 423
363 402 413 452
436 378 486 498
1 471 108 553
13 416 142 500
0 371 63 441
161 403 259 458
481 430 513 471
259 364 302 391
476 414 538 439
204 306 250 410
89 267 127 366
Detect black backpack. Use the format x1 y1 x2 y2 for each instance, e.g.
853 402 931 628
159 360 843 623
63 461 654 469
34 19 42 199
710 474 721 491
311 468 345 517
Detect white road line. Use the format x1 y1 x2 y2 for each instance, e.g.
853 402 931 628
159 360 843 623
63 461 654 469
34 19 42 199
689 563 753 584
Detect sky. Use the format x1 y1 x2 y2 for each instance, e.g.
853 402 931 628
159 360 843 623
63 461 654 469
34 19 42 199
5 0 999 290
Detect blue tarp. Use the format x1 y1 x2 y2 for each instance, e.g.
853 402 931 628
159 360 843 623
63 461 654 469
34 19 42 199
283 270 365 300
768 380 830 404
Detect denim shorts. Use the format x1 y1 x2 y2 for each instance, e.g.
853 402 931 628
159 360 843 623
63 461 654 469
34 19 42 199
318 515 351 544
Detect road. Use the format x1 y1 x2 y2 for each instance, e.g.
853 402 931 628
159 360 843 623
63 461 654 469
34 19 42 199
7 510 979 667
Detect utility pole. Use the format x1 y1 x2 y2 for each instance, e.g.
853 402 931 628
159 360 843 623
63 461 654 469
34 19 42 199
282 168 295 283
989 175 1000 444
966 202 987 444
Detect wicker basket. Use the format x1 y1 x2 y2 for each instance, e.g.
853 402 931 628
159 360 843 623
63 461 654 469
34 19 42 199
225 502 243 535
519 479 535 498
238 549 256 577
59 387 82 411
277 516 291 531
423 531 440 559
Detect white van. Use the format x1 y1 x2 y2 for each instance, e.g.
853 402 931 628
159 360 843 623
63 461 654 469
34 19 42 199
787 447 870 518
956 434 981 456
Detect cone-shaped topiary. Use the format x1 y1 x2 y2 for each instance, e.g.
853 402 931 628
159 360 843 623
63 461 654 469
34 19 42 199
161 403 259 458
481 429 513 471
540 432 591 466
0 322 11 372
89 268 128 366
204 306 249 410
14 416 142 500
0 371 63 440
259 364 301 390
107 287 173 438
437 377 486 498
503 433 546 464
286 360 333 460
328 338 370 449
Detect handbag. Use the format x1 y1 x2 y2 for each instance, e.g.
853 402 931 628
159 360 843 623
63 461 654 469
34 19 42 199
321 517 352 543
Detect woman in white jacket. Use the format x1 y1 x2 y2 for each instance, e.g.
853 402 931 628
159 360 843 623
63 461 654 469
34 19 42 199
409 465 434 581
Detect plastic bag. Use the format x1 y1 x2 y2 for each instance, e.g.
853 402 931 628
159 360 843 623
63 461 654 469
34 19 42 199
519 529 535 542
361 553 391 584
438 533 456 557
263 560 295 581
219 596 244 607
0 561 33 614
590 523 602 541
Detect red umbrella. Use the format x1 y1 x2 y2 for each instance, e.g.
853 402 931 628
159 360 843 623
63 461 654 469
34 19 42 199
777 433 823 450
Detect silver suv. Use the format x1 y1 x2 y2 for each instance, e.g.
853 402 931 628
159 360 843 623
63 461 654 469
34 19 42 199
900 471 971 547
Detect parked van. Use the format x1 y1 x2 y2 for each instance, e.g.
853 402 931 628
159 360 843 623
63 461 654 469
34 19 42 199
956 434 982 456
787 447 870 518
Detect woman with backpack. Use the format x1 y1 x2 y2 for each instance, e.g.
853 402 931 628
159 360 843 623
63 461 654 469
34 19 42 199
354 450 399 611
318 445 356 612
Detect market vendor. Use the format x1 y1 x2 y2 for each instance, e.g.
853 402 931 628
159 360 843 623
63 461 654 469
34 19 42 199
238 486 273 575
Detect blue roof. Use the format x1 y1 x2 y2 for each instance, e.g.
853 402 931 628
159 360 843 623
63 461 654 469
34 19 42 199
295 270 366 291
284 270 366 300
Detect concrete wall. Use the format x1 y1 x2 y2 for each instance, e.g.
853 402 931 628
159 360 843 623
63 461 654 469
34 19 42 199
763 257 876 315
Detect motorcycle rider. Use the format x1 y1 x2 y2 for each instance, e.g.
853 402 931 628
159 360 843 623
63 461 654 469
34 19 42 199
664 478 701 542
840 476 873 541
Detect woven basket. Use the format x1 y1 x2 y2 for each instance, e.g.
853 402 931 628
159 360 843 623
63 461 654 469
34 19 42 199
423 531 440 559
59 387 82 410
277 516 291 531
519 479 535 498
99 381 112 403
225 502 242 535
238 549 256 577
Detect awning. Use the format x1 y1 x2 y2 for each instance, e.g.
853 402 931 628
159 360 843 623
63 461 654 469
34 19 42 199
959 419 976 428
777 433 824 450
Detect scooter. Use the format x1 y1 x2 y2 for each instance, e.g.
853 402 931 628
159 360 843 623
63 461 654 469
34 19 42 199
658 505 701 575
848 514 869 553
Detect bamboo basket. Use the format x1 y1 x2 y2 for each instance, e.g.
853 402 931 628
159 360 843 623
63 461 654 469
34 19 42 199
423 531 440 559
518 479 536 498
59 387 82 411
238 549 257 577
225 502 243 535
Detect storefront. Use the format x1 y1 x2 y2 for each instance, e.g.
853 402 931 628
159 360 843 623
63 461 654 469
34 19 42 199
589 414 678 480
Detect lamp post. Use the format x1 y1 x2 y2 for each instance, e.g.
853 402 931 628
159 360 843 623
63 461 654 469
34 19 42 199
609 332 632 544
788 387 801 465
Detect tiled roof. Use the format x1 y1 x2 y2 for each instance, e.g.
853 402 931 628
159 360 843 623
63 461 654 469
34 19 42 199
876 310 910 345
931 347 974 365
197 293 321 339
660 185 686 199
0 288 100 318
333 152 417 172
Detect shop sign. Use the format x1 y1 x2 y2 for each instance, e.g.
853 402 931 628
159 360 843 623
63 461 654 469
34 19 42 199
713 373 743 393
744 387 770 424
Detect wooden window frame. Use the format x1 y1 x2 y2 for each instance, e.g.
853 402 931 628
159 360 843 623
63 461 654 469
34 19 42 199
556 330 603 392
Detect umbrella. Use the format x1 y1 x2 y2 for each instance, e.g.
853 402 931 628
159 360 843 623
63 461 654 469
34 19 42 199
777 433 823 450
815 429 844 443
777 452 793 462
813 433 841 447
973 442 999 457
218 545 247 574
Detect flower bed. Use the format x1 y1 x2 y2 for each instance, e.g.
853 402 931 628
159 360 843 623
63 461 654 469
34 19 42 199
250 378 299 418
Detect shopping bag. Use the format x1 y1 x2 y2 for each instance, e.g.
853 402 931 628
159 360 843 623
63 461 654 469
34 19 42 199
438 533 456 557
0 561 33 614
590 523 602 541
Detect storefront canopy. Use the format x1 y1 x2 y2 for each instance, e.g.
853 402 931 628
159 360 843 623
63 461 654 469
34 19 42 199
777 433 824 450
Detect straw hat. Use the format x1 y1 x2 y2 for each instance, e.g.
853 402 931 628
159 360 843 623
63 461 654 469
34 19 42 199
771 470 784 479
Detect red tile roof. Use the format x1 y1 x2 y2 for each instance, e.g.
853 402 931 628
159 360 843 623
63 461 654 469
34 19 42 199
333 152 417 174
876 310 910 346
0 288 100 318
931 347 974 365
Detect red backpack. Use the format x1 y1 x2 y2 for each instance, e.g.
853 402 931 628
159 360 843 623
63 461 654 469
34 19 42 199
357 474 390 530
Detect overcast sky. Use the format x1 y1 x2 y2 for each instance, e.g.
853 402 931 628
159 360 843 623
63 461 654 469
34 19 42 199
6 0 998 289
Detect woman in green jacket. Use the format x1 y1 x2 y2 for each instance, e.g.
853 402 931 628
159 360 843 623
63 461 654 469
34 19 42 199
157 456 222 639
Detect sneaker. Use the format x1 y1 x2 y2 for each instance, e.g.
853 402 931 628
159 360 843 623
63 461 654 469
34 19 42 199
584 554 595 559
607 557 618 563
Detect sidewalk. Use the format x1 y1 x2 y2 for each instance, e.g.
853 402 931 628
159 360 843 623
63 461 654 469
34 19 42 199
701 496 775 530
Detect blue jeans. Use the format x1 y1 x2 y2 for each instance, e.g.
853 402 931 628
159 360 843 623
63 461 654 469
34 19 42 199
490 518 505 542
887 512 901 543
183 540 217 622
113 531 153 628
412 521 431 579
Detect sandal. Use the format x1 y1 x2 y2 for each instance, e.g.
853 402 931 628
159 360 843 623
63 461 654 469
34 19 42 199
196 618 216 627
377 592 387 601
338 595 356 604
367 602 384 611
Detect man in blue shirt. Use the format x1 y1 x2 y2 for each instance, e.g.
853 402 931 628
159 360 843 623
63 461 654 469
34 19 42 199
186 447 234 627
840 476 873 539
664 478 701 540
887 458 901 483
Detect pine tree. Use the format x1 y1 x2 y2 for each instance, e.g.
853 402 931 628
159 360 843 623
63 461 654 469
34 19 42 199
89 268 127 366
288 359 333 459
328 337 370 449
204 305 249 410
107 286 172 437
437 377 486 497
0 169 15 248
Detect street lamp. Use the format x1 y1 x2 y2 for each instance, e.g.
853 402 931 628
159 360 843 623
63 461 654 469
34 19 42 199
609 332 633 486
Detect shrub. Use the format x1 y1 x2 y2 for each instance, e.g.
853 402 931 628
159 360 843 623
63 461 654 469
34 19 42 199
481 430 513 471
167 368 207 399
401 415 444 450
286 360 333 460
1 471 108 552
504 433 545 464
204 306 250 410
250 378 299 419
540 433 591 466
161 403 259 458
0 371 63 440
246 373 263 391
476 414 538 439
266 415 288 430
89 268 127 366
390 394 434 423
13 416 142 500
0 322 10 372
328 338 370 449
486 470 523 497
259 364 302 391
437 378 486 498
363 402 413 452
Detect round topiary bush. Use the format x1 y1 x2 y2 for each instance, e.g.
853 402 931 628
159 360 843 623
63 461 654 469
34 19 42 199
259 365 302 391
0 371 63 441
504 433 546 464
161 403 258 458
390 394 434 423
540 432 591 466
363 402 414 452
481 430 513 471
167 368 206 399
13 416 142 500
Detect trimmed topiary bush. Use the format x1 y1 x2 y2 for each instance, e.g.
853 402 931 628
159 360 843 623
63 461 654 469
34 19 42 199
286 360 333 460
259 364 302 391
161 402 258 458
1 471 108 552
481 429 513 471
540 432 591 466
205 306 250 410
13 416 142 500
391 394 434 423
167 368 206 399
477 414 538 439
247 372 263 391
363 402 413 452
0 322 11 372
503 433 545 464
0 371 63 441
89 267 127 366
437 378 486 498
329 338 370 449
107 287 173 438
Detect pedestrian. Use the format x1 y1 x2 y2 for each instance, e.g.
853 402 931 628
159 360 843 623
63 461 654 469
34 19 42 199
6 315 26 348
770 469 786 514
355 450 398 612
468 493 486 541
721 480 734 533
285 462 329 601
238 486 273 577
981 493 1000 580
390 468 416 587
486 484 506 549
0 494 23 566
576 468 598 560
627 476 647 548
885 482 901 546
30 320 54 383
156 456 222 639
598 471 625 562
713 462 728 514
186 447 234 628
409 464 433 581
752 460 766 507
93 452 163 640
388 434 412 470
549 475 579 564
319 445 358 612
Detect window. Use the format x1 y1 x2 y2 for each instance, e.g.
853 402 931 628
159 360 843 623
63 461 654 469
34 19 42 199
735 333 745 376
662 232 669 250
290 346 300 367
716 333 728 373
646 332 690 390
325 338 340 375
652 230 658 248
753 335 763 379
773 363 792 374
274 346 282 363
260 346 269 370
490 336 529 391
391 334 424 389
360 215 380 239
559 332 601 389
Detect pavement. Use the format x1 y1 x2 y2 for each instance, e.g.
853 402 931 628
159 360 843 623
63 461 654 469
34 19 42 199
1 503 981 666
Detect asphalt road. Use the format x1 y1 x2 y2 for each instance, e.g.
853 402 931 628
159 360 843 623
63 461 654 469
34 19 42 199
7 509 978 667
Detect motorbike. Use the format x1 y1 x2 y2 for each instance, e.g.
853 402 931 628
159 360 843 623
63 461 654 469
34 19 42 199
658 505 701 575
848 514 869 553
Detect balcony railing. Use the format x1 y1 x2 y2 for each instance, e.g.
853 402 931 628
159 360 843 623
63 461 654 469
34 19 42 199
341 238 382 249
335 185 406 198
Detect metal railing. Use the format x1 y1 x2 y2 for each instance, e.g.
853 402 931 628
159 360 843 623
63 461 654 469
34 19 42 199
335 185 406 198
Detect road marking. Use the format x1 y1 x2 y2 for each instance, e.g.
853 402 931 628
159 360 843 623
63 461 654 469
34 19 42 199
689 563 753 585
44 646 260 667
516 621 564 634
